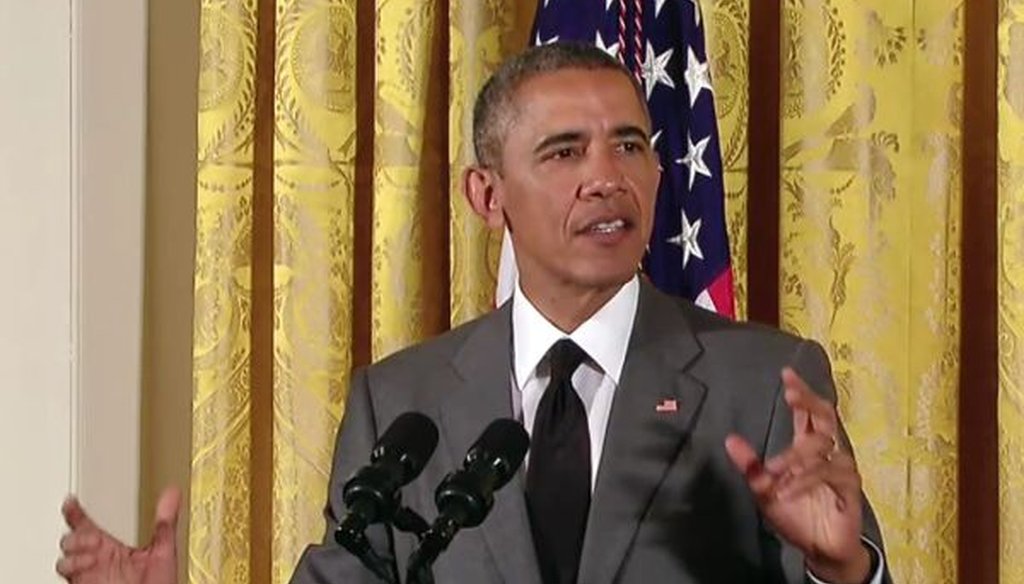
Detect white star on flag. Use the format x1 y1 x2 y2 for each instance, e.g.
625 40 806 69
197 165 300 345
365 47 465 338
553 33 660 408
667 210 704 269
655 0 669 17
694 289 717 312
594 32 620 59
676 133 712 188
684 47 713 107
606 0 616 10
640 42 674 99
651 130 664 171
535 33 560 45
688 0 702 27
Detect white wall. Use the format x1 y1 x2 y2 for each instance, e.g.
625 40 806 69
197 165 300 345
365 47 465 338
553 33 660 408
76 0 147 546
0 2 76 579
0 1 147 580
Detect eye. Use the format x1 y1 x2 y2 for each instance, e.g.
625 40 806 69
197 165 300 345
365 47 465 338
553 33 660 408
545 146 581 161
617 140 645 154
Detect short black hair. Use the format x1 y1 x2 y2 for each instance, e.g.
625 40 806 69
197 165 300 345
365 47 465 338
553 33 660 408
471 42 648 169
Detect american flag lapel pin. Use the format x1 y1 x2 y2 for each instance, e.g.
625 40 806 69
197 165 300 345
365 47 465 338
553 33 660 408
655 398 679 413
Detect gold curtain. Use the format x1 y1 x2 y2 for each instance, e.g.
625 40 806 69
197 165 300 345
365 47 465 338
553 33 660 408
189 1 536 582
1000 1 1024 582
271 1 358 582
187 1 992 583
190 1 258 582
779 1 961 582
704 0 750 320
449 0 533 326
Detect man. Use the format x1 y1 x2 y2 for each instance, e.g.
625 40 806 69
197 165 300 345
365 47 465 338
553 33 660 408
57 43 889 583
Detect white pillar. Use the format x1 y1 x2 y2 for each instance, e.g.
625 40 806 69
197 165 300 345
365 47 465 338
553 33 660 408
0 0 147 579
75 0 147 546
0 2 76 580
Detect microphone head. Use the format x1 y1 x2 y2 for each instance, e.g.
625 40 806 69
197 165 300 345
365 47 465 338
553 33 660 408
373 411 439 485
465 418 530 490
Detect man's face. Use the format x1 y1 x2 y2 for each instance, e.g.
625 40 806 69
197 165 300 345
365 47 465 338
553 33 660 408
488 67 660 298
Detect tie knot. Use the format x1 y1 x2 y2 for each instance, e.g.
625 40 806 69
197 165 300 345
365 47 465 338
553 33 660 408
547 339 587 382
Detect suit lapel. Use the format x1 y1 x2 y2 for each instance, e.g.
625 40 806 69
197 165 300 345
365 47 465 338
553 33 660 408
577 282 709 584
442 302 542 584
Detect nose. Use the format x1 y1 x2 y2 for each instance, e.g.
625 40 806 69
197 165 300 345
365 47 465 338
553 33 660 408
578 148 625 199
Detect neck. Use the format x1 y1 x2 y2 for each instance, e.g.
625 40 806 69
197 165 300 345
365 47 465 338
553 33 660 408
518 277 628 333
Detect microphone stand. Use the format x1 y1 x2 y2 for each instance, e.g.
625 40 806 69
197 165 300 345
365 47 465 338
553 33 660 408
397 508 435 584
335 503 434 584
405 516 459 584
404 418 529 584
406 504 475 584
335 497 399 584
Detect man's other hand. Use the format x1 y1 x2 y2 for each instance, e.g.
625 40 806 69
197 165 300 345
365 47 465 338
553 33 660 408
56 487 181 584
725 368 871 584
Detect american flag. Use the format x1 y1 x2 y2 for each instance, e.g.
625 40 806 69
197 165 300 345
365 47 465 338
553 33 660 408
497 0 735 318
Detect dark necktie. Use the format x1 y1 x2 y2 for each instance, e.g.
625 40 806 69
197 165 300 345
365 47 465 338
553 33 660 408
526 339 591 584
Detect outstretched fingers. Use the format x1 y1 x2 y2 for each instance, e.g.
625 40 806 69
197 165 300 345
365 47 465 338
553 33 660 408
60 531 101 554
57 496 102 582
55 553 96 578
56 530 100 580
774 450 861 503
781 367 837 438
763 430 835 476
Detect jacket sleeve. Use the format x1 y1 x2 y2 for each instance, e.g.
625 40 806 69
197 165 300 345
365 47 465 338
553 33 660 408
762 339 893 584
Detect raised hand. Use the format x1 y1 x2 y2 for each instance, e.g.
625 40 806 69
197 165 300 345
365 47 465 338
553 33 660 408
56 487 181 584
725 368 871 584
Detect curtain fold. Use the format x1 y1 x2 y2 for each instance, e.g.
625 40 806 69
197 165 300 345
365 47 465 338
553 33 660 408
999 2 1024 582
371 0 449 360
448 0 533 325
779 1 961 581
271 1 358 581
704 0 750 320
190 1 259 582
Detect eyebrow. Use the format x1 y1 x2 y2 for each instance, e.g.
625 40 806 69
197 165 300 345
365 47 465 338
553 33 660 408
612 125 650 142
532 131 585 155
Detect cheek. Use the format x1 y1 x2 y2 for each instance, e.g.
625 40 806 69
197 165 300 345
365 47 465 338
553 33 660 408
626 165 660 213
519 177 575 223
501 183 563 240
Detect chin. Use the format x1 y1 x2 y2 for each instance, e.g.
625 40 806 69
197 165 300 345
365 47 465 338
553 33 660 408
570 265 638 291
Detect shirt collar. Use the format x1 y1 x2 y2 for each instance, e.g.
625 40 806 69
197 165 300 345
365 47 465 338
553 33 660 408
511 275 640 389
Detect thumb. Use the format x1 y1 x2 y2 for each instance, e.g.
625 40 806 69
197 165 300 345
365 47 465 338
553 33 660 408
151 486 182 549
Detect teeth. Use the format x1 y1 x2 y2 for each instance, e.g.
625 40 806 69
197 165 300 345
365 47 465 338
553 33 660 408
591 219 625 234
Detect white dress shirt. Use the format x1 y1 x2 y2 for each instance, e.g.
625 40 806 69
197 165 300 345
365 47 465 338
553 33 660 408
510 276 639 490
507 276 884 584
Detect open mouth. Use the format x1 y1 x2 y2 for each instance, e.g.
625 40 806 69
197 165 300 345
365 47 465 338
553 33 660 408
588 219 627 234
578 217 632 235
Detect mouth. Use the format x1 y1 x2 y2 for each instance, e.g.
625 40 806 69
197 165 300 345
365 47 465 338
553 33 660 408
575 216 635 242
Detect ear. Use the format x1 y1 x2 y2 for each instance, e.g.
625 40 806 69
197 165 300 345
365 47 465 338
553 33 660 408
463 165 506 230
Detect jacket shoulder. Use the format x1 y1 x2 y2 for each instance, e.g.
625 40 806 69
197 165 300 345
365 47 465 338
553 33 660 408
648 287 825 375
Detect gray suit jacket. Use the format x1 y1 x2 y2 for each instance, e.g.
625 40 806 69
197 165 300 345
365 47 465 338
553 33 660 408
291 281 890 583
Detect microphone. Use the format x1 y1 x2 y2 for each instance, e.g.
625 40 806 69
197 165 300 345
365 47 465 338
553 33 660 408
335 411 439 583
406 418 530 581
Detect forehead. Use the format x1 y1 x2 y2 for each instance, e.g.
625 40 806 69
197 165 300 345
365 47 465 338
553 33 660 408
507 68 650 136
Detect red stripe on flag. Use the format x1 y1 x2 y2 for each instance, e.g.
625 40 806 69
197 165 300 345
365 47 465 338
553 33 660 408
707 268 736 319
